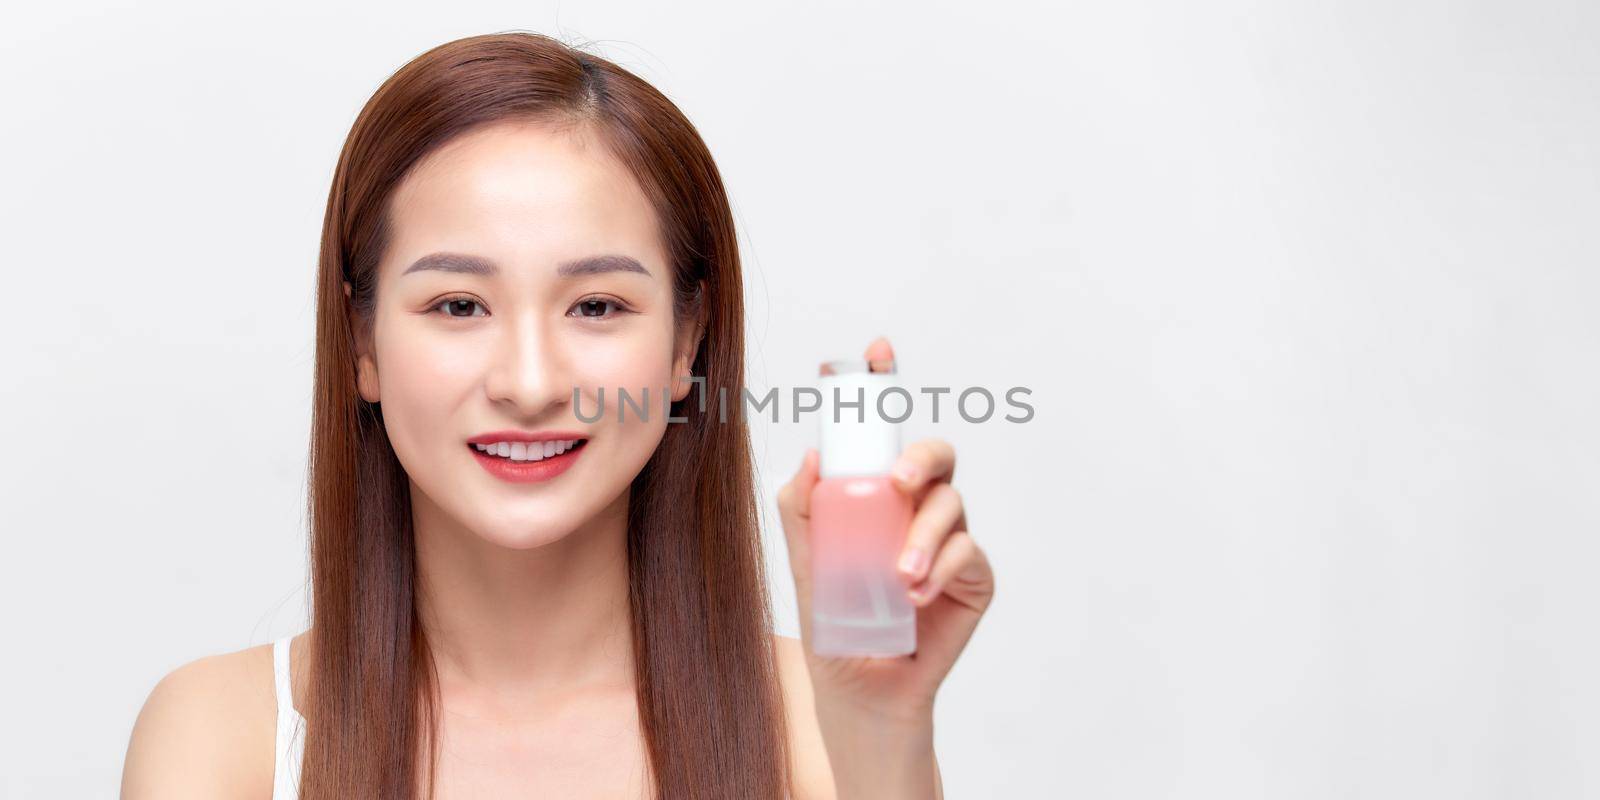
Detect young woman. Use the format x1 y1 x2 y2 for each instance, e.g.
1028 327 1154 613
121 31 994 799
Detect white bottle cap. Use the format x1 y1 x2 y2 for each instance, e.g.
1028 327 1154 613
817 357 903 479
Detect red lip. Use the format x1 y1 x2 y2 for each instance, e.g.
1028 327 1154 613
470 438 587 483
467 430 589 444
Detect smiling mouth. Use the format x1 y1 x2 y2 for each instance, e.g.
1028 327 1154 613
468 438 589 462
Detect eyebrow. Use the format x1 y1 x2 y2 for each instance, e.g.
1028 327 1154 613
401 252 652 279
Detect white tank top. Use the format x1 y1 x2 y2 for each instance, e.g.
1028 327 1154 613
271 634 305 800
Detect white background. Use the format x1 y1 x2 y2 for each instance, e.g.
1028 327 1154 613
2 1 1597 797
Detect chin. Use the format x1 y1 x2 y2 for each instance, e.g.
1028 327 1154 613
469 516 584 551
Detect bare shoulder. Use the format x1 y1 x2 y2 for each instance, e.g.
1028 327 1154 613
121 639 280 799
772 632 836 800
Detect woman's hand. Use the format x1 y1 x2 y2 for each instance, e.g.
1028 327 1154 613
776 336 996 798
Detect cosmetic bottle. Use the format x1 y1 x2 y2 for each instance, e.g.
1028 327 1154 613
808 356 916 657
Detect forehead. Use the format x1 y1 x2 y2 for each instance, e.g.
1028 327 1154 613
385 120 666 276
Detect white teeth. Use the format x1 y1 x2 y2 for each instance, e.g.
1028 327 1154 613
475 438 583 461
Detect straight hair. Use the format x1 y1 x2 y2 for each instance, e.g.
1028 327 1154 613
303 31 790 798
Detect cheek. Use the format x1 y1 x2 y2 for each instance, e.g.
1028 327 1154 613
569 322 679 470
373 320 477 459
383 324 480 397
568 337 675 395
565 310 680 396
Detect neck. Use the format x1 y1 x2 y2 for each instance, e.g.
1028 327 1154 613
410 483 634 715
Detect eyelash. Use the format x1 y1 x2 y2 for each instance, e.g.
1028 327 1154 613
430 295 632 321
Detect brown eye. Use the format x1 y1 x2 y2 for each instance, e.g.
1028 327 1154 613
433 297 485 318
571 298 628 319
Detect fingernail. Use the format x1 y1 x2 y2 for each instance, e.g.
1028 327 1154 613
893 462 918 484
898 547 929 580
908 581 934 602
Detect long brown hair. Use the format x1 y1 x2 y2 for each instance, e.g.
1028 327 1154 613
304 31 789 798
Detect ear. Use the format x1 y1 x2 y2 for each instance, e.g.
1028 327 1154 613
345 280 381 404
670 280 708 403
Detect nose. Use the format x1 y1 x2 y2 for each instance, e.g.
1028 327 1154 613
483 310 571 419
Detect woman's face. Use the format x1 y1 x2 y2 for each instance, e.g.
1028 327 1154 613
346 119 698 550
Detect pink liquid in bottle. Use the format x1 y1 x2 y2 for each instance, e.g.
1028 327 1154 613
808 357 917 657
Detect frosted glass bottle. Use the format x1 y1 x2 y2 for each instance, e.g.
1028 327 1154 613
808 357 916 657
